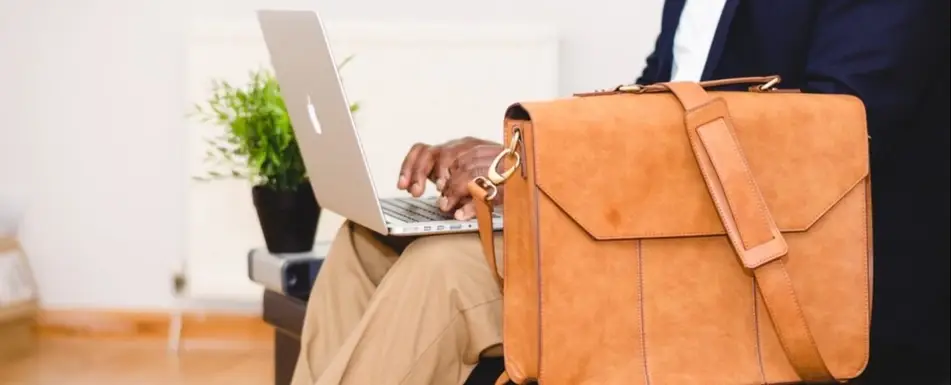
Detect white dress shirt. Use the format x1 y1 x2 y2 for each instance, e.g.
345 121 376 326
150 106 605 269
670 0 728 81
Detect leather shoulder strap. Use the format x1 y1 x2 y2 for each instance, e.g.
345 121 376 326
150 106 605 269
470 183 504 290
661 82 834 382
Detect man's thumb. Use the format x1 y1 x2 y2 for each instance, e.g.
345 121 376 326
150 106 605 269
454 200 476 220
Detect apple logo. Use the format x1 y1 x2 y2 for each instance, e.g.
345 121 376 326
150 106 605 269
306 95 322 134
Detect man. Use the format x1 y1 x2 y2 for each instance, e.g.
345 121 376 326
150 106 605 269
292 0 949 384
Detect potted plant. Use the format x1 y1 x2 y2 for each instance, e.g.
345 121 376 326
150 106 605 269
192 62 359 253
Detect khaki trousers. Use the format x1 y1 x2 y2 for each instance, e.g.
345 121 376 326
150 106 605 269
291 222 504 385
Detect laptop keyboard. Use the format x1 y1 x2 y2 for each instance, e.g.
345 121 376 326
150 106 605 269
381 197 453 223
381 197 503 224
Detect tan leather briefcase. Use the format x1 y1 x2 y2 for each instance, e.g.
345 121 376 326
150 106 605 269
468 76 871 385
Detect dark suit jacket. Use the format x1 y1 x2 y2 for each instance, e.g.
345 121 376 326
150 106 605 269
638 0 949 380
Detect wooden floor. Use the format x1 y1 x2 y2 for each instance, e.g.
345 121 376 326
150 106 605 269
0 338 274 385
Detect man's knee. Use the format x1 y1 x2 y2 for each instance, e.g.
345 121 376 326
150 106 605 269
325 220 356 246
398 233 492 282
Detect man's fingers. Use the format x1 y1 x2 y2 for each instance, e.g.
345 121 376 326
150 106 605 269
438 164 473 212
439 144 504 207
398 143 427 189
401 139 501 198
438 165 467 212
439 163 486 212
439 190 469 213
409 150 436 197
433 151 456 192
433 140 482 187
447 169 477 198
454 199 477 221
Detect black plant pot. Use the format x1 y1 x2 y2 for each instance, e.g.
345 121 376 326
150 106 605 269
252 183 321 253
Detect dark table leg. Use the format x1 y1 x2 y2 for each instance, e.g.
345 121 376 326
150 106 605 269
274 329 302 385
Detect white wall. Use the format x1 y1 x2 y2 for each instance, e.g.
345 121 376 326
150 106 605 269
0 0 662 310
0 1 188 310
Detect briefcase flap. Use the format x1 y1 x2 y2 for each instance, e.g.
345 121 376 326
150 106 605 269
507 91 869 240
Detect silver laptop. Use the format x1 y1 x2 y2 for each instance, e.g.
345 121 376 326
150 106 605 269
256 10 503 236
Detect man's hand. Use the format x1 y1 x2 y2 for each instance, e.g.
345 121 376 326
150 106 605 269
397 137 497 198
438 144 505 220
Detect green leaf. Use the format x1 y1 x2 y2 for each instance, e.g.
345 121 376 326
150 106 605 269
337 54 355 70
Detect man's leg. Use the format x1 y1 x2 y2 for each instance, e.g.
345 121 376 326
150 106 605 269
314 231 504 385
291 222 402 385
